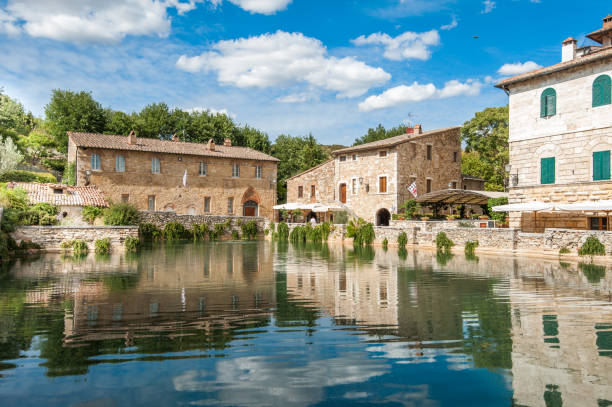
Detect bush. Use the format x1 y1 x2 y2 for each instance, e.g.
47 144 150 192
139 222 161 241
210 223 226 240
382 238 388 249
397 232 408 247
578 235 606 256
82 205 103 224
559 247 570 255
60 240 72 249
163 222 186 241
333 211 348 225
241 220 258 240
192 224 209 241
125 236 140 252
72 239 88 255
277 222 289 241
0 170 57 183
465 240 479 256
104 203 139 225
41 158 67 172
62 162 76 185
231 230 240 240
39 214 58 225
488 197 508 221
269 222 276 232
0 231 17 260
458 220 475 228
346 218 375 246
0 185 29 211
399 199 420 219
436 232 454 252
95 238 111 254
320 222 332 240
289 225 308 243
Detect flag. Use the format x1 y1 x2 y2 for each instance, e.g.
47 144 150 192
408 181 418 197
182 170 187 187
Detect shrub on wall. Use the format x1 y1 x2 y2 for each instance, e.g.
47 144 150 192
346 218 375 246
578 235 606 256
139 222 162 241
104 203 139 226
163 222 187 241
95 238 111 254
435 232 454 252
192 224 209 241
231 230 240 240
399 199 421 219
241 220 258 240
277 222 289 241
72 239 88 255
465 240 479 256
397 232 408 247
62 162 76 185
125 236 140 252
83 206 103 224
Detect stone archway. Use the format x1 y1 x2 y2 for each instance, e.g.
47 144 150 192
376 208 391 226
242 187 261 217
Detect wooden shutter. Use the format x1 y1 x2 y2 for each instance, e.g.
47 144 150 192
593 150 611 181
541 157 555 184
593 75 611 107
379 177 387 193
541 88 556 117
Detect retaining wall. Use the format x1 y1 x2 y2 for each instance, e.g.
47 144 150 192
139 212 265 231
12 226 139 251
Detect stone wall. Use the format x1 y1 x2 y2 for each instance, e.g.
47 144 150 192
287 159 335 205
140 211 266 231
12 226 139 251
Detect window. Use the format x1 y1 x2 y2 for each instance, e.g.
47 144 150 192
255 165 262 179
352 154 357 161
298 186 303 198
151 157 161 174
199 162 207 176
590 217 608 231
148 195 155 211
426 179 432 193
593 75 611 107
121 194 129 203
53 188 63 194
204 197 211 213
339 155 347 162
541 157 555 184
426 145 432 160
540 88 556 117
379 176 387 193
352 178 358 194
232 164 240 178
593 150 611 181
452 181 458 189
379 151 387 158
115 155 125 172
91 153 101 170
311 185 316 197
453 151 458 163
228 197 234 214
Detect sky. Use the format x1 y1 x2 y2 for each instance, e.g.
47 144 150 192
0 0 610 145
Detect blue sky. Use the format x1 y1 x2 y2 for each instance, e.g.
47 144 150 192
0 0 610 145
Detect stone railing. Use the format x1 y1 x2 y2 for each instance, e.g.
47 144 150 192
139 212 266 231
12 226 139 251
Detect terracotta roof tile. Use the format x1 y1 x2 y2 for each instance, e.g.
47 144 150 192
68 132 280 162
8 183 109 207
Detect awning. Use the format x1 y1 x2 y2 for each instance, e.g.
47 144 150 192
415 189 508 205
556 200 612 212
492 202 555 212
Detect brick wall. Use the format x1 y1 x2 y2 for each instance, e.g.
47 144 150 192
12 226 139 251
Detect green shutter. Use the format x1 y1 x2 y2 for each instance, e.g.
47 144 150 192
594 150 611 181
593 75 611 107
540 91 547 117
541 157 555 184
541 88 556 117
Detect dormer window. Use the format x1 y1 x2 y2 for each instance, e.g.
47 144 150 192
53 188 63 194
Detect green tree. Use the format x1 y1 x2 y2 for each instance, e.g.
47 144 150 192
45 90 107 151
104 109 136 135
133 103 176 138
0 137 24 173
0 90 35 140
241 125 271 154
353 123 409 146
461 106 509 191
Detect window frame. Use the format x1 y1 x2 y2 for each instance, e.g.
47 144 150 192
199 162 207 176
540 88 557 118
593 150 611 181
378 176 388 194
151 157 161 174
379 150 387 158
227 197 234 214
298 186 303 198
426 145 432 161
232 163 240 178
204 197 211 213
593 75 612 108
540 157 556 184
91 153 101 171
351 178 359 195
147 195 156 211
453 151 458 163
115 155 125 172
339 155 347 162
310 185 316 198
426 178 432 193
255 165 262 179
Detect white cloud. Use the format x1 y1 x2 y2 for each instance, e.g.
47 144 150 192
184 107 236 118
358 79 482 112
497 61 542 76
177 31 390 98
276 93 313 103
352 30 440 61
225 0 292 14
440 16 458 30
481 0 495 14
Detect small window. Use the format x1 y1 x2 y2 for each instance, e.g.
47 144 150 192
204 197 211 213
228 197 234 214
115 155 125 172
540 88 557 117
590 217 608 231
426 145 432 160
593 150 611 181
593 75 611 107
379 176 387 193
453 151 458 163
151 157 161 174
148 195 156 211
199 162 207 176
311 185 316 197
255 165 262 179
232 164 240 178
298 186 303 198
53 188 63 194
121 194 129 203
452 181 457 189
339 155 347 162
426 179 432 193
379 151 387 158
91 153 101 170
352 154 357 161
352 178 358 194
541 157 555 184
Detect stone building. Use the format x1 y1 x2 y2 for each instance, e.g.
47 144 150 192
286 125 465 224
496 16 612 231
67 132 279 219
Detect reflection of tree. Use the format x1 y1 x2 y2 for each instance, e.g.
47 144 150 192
579 262 606 284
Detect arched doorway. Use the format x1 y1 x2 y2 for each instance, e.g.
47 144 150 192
243 200 258 217
376 208 390 226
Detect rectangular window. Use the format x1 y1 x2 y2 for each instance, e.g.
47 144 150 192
339 155 346 162
91 153 101 170
379 151 387 158
452 181 457 189
204 197 211 213
541 157 555 184
426 179 432 193
228 197 234 214
121 194 129 203
453 151 458 163
255 165 262 179
593 150 611 181
590 217 608 231
352 154 357 161
298 186 303 198
232 164 240 178
199 162 207 176
151 157 160 174
148 195 155 211
427 145 432 160
115 155 125 172
311 185 316 197
352 178 358 194
379 176 387 193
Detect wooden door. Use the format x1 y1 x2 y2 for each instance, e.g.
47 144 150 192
244 207 256 217
340 184 347 203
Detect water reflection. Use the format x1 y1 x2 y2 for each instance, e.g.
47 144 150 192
0 241 610 406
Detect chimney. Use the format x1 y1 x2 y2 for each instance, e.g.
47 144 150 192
127 130 137 145
405 127 414 135
414 124 422 135
207 139 215 151
604 15 612 30
224 138 232 147
562 37 577 62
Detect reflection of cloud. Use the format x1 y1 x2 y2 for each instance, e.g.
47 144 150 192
367 341 468 367
173 353 389 406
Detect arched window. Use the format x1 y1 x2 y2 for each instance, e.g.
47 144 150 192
540 88 556 117
593 75 611 107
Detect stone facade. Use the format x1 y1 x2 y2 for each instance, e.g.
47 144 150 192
139 212 265 232
68 133 278 219
12 226 139 251
287 126 463 224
